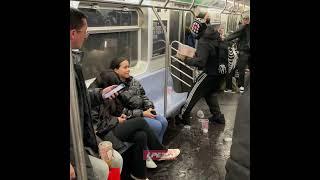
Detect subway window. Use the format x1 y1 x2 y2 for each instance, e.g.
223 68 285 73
78 7 139 80
152 20 167 57
79 8 138 27
80 32 138 80
185 12 192 28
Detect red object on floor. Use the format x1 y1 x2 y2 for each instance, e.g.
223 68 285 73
107 168 120 180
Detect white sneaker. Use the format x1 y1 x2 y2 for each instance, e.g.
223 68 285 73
146 156 157 168
239 86 244 92
130 174 149 180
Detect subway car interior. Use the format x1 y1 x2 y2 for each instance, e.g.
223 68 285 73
70 0 250 179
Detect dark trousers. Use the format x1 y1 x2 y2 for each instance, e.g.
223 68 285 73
238 51 250 87
113 117 165 178
181 73 223 120
226 68 236 90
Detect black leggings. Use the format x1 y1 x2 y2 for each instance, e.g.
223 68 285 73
238 51 250 87
113 117 166 178
181 73 222 120
226 68 236 90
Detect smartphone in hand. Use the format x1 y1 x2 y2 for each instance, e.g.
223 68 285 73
102 83 126 99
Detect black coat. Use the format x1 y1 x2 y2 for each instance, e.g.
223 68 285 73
93 70 154 118
90 70 128 150
70 51 105 180
225 77 250 180
93 98 127 151
225 24 250 52
120 77 154 118
185 25 228 76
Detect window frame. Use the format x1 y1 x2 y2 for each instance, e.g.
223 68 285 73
79 5 142 76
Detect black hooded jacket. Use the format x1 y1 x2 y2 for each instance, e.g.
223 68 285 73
89 69 123 136
92 70 154 119
184 25 228 76
225 24 250 52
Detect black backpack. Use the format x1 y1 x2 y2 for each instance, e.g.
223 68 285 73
190 18 207 40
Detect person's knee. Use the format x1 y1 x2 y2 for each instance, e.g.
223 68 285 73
111 150 123 173
89 155 109 180
157 116 168 129
162 119 168 129
136 117 149 127
153 121 162 133
145 118 162 135
97 163 109 180
134 131 147 145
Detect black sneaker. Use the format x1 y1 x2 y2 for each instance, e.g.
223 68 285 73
175 114 191 125
209 113 225 124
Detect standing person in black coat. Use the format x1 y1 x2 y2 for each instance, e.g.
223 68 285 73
225 14 250 92
177 23 228 125
225 76 250 180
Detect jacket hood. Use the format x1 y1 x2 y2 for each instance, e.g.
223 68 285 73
202 25 221 41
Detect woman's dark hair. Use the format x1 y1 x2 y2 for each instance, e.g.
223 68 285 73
95 69 121 88
94 69 124 118
110 57 129 70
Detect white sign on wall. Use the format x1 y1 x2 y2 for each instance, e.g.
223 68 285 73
70 1 80 9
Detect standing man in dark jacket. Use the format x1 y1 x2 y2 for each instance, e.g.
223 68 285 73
225 76 250 180
70 7 122 180
225 14 250 92
177 23 228 125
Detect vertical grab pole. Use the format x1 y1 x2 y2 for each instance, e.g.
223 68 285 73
152 7 169 117
70 44 88 180
189 0 195 10
163 0 170 8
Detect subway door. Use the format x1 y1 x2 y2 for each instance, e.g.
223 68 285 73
169 10 182 93
169 10 194 93
180 11 194 93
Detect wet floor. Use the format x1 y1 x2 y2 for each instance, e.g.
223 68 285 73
146 92 240 180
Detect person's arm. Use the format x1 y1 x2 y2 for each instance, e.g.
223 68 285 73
96 116 119 137
217 42 229 75
119 88 145 119
88 88 104 108
224 25 245 41
95 100 120 136
88 85 118 108
135 80 154 110
121 97 155 119
219 42 229 67
132 79 156 119
122 107 144 119
70 140 96 180
184 41 210 68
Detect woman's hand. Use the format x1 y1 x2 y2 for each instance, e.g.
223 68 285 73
118 114 127 123
143 108 156 119
101 85 119 100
